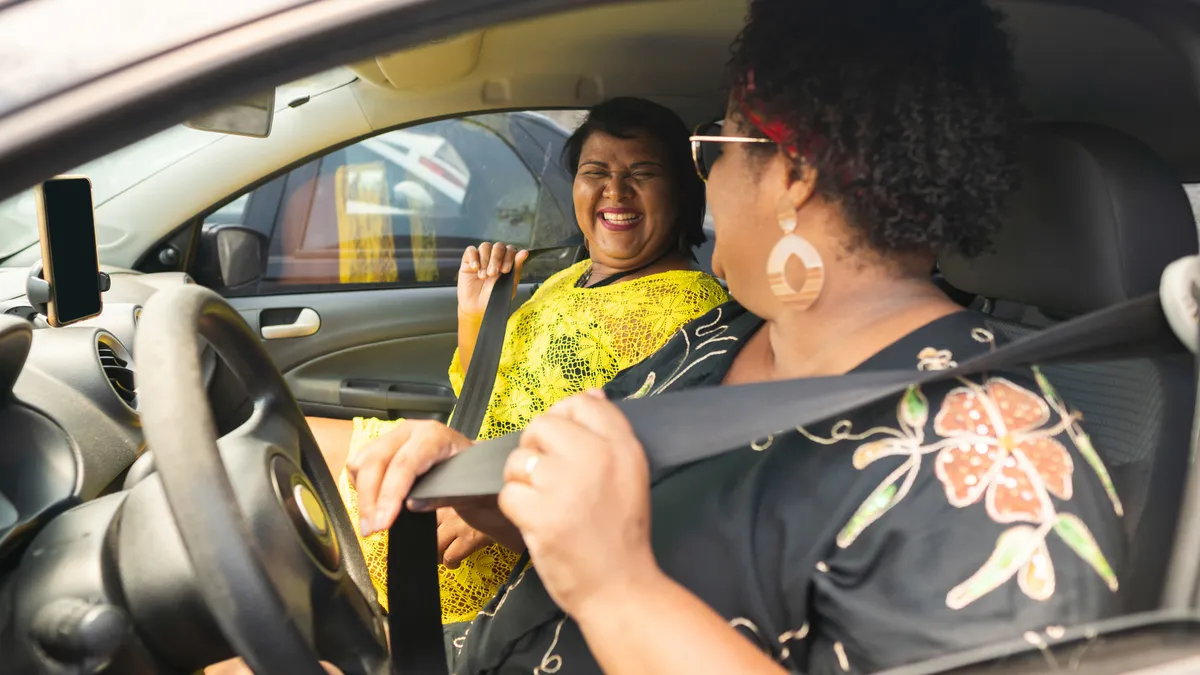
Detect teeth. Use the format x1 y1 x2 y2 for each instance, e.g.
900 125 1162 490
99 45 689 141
602 212 640 222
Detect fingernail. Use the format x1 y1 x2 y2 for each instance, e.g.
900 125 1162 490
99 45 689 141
360 518 372 535
374 510 392 531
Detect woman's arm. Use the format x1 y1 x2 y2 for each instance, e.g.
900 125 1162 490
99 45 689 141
498 392 784 675
455 310 485 374
306 416 354 477
574 568 787 675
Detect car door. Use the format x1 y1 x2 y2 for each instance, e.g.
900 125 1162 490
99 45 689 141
189 111 582 422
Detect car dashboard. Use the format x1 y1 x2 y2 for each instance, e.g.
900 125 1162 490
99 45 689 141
0 268 220 569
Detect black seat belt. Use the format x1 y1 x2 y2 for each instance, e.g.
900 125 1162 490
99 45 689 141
412 291 1184 497
388 238 580 674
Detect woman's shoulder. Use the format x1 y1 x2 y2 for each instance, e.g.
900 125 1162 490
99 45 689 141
595 267 729 318
851 308 998 373
633 266 729 295
603 299 758 398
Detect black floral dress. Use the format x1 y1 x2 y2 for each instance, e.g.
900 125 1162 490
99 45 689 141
449 301 1126 674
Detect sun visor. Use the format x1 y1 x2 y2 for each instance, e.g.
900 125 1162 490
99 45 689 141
370 32 484 90
348 58 390 88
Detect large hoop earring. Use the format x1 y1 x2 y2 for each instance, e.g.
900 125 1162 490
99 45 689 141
766 211 824 309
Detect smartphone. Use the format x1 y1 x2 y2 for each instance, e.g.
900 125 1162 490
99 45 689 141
35 175 104 327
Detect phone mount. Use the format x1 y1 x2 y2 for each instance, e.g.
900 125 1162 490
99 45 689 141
25 260 111 320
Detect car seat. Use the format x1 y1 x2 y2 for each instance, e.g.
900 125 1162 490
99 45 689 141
940 122 1200 614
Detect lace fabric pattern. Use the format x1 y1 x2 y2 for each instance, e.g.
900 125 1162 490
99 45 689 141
337 260 728 623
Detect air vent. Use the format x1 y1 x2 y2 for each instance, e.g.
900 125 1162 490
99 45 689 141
97 343 137 408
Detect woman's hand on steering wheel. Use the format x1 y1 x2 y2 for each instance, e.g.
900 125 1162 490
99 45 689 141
347 420 474 536
500 390 659 618
458 242 529 319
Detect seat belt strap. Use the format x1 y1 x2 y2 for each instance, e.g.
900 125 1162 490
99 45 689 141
412 292 1184 500
445 267 519 440
386 510 444 674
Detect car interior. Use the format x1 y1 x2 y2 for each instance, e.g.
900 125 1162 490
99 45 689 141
4 0 1200 673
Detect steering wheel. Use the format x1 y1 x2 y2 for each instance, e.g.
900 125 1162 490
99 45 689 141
134 285 390 675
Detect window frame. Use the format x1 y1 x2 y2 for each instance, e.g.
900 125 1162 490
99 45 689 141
179 107 587 298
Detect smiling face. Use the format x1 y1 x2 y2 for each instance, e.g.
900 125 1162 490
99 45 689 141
572 130 679 270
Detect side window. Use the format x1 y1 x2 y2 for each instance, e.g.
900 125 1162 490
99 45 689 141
205 111 580 296
207 193 250 226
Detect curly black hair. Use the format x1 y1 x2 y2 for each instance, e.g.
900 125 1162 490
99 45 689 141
727 0 1024 260
563 97 707 253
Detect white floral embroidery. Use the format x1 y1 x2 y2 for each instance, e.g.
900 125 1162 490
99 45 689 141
751 435 774 451
972 328 996 345
917 347 957 371
777 624 809 661
477 568 529 618
729 618 780 662
779 624 809 643
730 617 758 631
627 308 739 400
834 641 851 672
729 617 808 664
534 617 566 674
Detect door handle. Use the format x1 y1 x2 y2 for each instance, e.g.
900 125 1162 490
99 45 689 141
339 380 456 416
261 307 321 339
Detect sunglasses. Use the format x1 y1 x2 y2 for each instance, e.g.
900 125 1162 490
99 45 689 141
689 120 776 181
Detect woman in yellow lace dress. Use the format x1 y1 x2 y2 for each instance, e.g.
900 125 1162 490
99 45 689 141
314 97 728 625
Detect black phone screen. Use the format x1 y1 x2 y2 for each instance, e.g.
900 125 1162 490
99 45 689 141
40 177 102 325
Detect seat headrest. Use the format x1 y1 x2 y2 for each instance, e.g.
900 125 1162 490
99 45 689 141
939 123 1199 317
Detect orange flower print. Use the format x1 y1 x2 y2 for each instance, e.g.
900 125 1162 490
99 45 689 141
822 368 1120 611
933 378 1074 524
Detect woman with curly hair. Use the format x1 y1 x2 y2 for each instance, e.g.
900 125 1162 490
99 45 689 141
347 0 1125 672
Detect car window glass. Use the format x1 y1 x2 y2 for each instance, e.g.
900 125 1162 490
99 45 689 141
208 193 250 226
208 110 583 296
0 124 222 259
0 68 356 262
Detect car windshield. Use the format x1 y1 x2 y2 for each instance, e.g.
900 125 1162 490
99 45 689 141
0 68 355 261
0 0 314 119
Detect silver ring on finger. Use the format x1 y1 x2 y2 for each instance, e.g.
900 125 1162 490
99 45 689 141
522 454 540 483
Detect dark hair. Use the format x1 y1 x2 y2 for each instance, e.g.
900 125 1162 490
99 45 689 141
727 0 1024 261
563 97 707 252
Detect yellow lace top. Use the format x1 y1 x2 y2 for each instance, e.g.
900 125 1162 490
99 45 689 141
337 259 728 623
